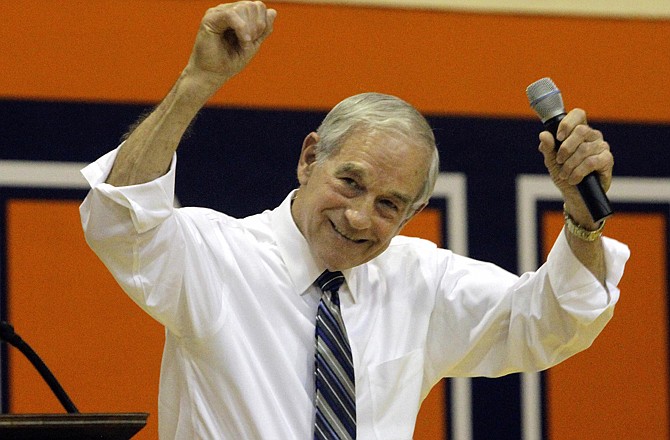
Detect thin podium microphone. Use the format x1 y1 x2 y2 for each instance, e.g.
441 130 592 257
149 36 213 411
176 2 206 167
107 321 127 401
0 321 79 413
526 78 613 223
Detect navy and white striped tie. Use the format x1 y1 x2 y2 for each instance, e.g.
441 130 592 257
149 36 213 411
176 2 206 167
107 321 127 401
314 270 356 440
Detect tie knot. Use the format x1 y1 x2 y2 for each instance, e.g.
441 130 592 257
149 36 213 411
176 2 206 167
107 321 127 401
315 270 345 292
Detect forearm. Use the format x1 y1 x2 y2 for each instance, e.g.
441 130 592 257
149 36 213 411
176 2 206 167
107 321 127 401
564 228 606 286
105 2 275 187
106 68 222 186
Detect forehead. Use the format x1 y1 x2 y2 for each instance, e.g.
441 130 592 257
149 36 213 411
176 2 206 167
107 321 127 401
328 131 430 198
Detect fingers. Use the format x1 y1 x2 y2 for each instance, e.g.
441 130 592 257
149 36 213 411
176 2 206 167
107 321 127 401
261 8 277 41
555 124 601 162
538 109 614 191
189 1 275 81
556 126 612 186
555 108 587 141
204 1 275 46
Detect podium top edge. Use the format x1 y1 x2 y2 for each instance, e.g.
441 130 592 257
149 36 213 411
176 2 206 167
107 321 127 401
0 413 149 426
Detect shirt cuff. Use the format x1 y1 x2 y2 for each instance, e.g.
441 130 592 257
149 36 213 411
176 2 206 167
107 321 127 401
545 227 630 318
80 146 178 234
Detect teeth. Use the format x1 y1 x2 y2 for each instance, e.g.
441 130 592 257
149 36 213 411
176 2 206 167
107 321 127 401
332 222 364 243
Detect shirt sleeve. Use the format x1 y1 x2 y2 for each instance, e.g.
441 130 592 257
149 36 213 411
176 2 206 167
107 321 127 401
79 147 226 339
428 229 630 379
80 147 176 233
545 229 627 321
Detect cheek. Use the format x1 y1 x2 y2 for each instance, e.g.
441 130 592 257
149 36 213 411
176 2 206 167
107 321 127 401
376 217 404 238
361 224 400 259
315 186 349 213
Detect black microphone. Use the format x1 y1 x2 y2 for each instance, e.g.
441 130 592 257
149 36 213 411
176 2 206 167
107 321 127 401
0 321 79 414
526 77 613 223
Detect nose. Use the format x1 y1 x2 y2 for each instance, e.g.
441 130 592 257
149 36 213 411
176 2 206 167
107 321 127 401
344 201 373 230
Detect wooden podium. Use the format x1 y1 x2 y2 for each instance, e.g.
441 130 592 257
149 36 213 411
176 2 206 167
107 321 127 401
0 412 149 439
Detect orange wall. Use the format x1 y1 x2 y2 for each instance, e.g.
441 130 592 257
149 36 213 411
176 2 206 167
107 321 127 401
1 1 669 122
6 200 164 438
542 211 669 439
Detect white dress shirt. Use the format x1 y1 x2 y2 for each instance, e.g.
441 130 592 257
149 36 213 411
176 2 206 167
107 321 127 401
80 148 629 440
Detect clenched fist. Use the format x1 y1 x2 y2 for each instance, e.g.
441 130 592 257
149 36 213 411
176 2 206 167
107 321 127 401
186 1 276 86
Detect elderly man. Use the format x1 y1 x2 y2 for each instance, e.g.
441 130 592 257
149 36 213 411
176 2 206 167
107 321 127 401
80 2 629 439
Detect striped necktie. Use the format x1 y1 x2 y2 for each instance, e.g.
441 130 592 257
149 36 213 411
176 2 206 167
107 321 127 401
314 270 356 440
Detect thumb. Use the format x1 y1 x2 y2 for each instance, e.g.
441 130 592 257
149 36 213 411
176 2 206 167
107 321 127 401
538 131 557 164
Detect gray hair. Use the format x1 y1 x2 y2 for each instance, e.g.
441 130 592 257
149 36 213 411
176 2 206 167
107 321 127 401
314 92 440 212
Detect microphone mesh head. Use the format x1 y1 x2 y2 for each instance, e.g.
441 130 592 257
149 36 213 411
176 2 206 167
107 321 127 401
526 77 565 123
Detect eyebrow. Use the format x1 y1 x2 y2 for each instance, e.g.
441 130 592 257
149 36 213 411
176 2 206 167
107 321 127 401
336 163 414 207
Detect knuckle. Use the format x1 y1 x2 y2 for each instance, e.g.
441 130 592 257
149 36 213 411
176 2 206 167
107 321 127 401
555 149 566 162
573 107 587 120
574 124 590 137
584 155 599 169
585 155 609 175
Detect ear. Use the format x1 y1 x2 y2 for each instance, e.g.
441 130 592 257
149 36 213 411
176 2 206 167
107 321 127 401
297 132 320 185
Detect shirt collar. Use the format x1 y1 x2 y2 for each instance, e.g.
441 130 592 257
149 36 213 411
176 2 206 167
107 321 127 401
270 191 358 302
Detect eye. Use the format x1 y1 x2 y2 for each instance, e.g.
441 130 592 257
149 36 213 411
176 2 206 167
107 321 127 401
340 177 360 190
379 199 399 212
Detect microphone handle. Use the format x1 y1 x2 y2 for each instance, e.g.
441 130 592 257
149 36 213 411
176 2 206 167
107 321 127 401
544 114 613 223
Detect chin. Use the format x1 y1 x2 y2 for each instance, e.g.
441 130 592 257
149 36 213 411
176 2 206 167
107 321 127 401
321 254 359 272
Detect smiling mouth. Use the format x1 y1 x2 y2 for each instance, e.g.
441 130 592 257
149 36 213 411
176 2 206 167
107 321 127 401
331 221 368 244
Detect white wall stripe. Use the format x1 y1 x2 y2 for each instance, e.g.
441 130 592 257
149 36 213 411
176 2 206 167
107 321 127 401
433 172 471 440
277 0 670 19
433 173 468 256
0 160 182 207
0 160 90 189
516 174 670 440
